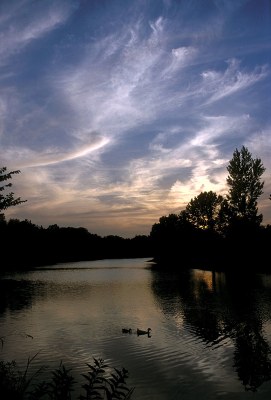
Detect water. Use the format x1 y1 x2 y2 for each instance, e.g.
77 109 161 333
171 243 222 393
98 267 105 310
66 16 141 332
1 258 271 399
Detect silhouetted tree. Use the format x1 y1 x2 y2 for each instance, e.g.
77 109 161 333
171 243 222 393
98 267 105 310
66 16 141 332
226 146 265 226
150 211 204 265
151 213 180 239
150 211 197 248
0 167 26 215
185 191 224 231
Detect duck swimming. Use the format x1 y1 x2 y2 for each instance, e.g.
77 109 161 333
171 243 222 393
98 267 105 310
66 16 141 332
122 328 132 334
137 328 151 336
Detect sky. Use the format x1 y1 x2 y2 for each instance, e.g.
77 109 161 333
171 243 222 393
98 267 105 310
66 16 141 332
1 0 271 238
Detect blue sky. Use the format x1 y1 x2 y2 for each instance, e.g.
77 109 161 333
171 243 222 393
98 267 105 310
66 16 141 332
1 0 271 237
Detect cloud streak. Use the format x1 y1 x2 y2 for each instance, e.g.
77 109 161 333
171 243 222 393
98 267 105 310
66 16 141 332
0 0 75 64
201 59 268 104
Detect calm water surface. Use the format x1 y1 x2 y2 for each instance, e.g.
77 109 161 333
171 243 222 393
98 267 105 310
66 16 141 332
1 258 271 399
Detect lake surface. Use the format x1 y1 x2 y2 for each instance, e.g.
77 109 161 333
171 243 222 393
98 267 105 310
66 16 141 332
1 258 271 399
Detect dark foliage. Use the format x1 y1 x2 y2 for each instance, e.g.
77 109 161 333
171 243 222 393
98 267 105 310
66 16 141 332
0 167 26 213
0 357 134 400
150 146 270 272
0 218 153 272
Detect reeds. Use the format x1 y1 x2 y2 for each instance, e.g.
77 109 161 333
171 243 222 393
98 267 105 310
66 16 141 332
0 356 134 399
80 357 134 400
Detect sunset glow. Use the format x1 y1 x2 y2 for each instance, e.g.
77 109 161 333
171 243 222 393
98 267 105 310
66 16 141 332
1 0 271 237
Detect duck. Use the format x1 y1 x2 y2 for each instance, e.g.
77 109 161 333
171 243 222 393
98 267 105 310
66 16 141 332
137 328 152 336
122 328 132 334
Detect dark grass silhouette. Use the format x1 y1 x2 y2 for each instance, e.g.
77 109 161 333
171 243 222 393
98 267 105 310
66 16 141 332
0 356 134 400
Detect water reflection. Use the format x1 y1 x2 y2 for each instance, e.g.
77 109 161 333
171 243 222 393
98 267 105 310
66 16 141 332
0 279 45 314
151 268 271 392
1 261 271 398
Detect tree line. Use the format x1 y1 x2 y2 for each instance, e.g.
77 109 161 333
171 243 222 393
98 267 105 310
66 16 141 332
150 146 271 270
0 168 152 269
0 218 152 269
1 146 271 272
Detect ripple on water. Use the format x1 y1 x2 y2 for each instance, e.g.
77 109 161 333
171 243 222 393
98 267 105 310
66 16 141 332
2 261 271 400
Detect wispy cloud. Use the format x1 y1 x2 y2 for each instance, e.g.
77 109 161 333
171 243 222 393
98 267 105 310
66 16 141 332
201 59 268 104
1 0 271 236
0 0 75 64
1 134 109 168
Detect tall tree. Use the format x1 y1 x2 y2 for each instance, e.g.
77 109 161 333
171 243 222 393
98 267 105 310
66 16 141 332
0 167 26 213
185 191 224 230
226 146 265 225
